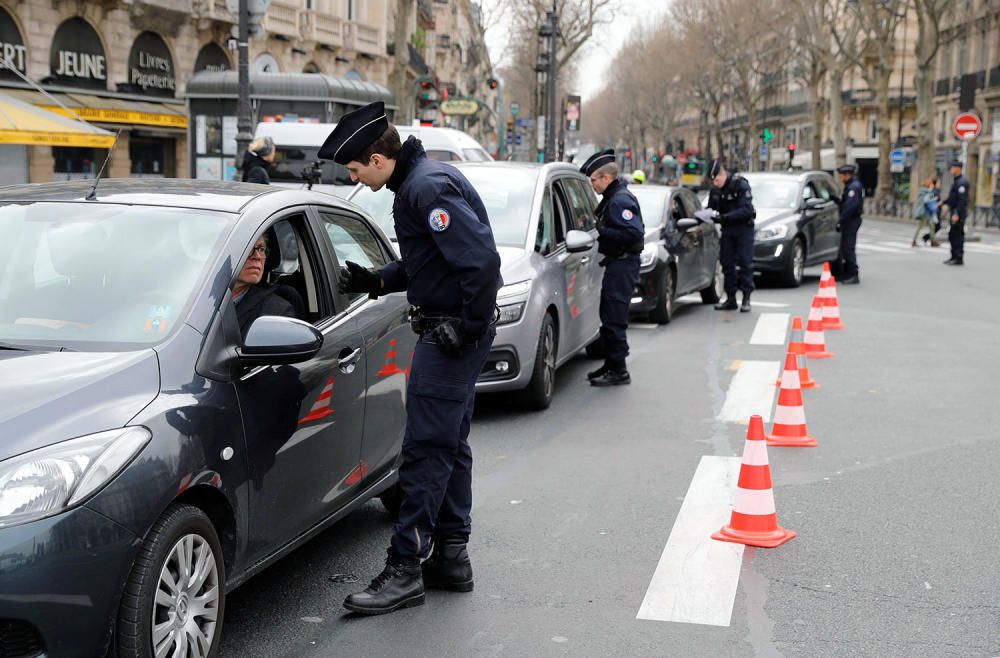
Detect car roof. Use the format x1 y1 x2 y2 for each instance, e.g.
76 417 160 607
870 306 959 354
255 121 488 153
741 171 828 182
0 179 337 213
452 161 581 175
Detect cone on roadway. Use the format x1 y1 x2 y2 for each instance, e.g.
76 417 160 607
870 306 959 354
803 295 834 359
776 316 817 389
819 271 845 330
766 352 818 447
712 415 796 548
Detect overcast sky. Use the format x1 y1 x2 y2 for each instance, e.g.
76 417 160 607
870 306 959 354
482 0 669 101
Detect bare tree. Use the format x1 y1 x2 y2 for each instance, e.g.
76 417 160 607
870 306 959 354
912 0 957 184
389 0 415 123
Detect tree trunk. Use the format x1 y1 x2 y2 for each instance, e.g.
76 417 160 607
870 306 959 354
390 0 414 123
829 67 847 167
876 68 894 207
713 108 723 165
809 73 824 171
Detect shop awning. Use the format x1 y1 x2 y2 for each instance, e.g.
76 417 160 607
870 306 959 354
0 88 187 129
0 92 115 148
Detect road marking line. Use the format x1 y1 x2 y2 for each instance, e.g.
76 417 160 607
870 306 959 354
717 360 779 423
749 313 789 345
748 301 790 308
637 455 744 627
858 243 908 254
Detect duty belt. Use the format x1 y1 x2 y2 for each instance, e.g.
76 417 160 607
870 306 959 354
407 306 500 336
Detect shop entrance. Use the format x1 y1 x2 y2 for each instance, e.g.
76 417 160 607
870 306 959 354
130 136 176 177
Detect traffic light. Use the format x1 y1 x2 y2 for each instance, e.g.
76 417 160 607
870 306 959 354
788 143 796 159
487 77 499 90
420 80 432 90
652 154 658 163
625 149 631 158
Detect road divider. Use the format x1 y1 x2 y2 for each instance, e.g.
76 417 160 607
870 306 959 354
750 313 789 345
717 361 780 423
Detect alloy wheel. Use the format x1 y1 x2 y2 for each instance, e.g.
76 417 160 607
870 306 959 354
542 322 555 399
793 241 805 285
152 533 221 658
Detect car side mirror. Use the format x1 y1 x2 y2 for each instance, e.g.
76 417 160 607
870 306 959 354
804 197 825 210
676 218 699 231
239 316 323 365
565 229 595 253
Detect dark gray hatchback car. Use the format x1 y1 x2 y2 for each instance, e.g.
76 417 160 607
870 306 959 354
0 180 414 656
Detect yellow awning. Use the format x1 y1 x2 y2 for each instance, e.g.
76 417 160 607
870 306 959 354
0 92 116 148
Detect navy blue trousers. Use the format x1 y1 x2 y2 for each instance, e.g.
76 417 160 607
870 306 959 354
719 225 755 295
391 329 494 558
599 256 640 363
838 218 862 278
949 214 965 260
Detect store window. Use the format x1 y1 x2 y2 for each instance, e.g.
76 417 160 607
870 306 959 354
53 147 105 180
193 114 237 180
130 137 176 177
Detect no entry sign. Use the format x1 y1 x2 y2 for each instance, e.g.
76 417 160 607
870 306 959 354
953 112 982 141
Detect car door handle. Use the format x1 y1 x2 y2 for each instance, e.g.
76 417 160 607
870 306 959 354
338 347 362 373
581 256 590 264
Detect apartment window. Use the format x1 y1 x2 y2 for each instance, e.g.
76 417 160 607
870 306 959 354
939 43 950 79
979 29 988 72
959 37 968 75
868 118 878 141
305 0 313 8
347 0 354 20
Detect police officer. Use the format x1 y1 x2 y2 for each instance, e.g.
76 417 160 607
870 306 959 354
321 102 502 615
836 163 863 284
705 160 756 311
943 160 968 266
581 149 644 386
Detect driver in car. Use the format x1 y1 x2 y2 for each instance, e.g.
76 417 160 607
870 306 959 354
232 235 295 338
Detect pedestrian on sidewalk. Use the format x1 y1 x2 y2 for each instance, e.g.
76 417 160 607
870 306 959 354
835 164 863 284
943 160 968 266
912 178 941 247
324 102 502 615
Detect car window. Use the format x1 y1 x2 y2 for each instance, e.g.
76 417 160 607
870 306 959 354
570 179 597 231
462 148 492 162
535 188 555 255
551 182 570 245
560 177 595 232
802 183 817 201
631 187 667 230
317 210 389 303
271 145 354 185
815 178 834 201
426 149 460 162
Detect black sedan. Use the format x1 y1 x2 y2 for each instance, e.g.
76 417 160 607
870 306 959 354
0 180 414 656
629 184 723 323
741 171 842 287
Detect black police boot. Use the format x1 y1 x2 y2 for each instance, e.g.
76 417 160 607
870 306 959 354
422 536 474 592
343 550 425 615
590 361 630 386
944 258 963 266
714 294 738 311
840 275 860 284
587 360 611 381
740 291 751 313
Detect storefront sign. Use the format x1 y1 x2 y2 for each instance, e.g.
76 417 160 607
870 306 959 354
127 32 175 96
440 99 479 116
0 8 26 80
50 18 107 89
194 43 230 73
40 105 187 129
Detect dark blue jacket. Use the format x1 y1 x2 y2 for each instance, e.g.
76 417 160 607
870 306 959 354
378 137 502 339
595 178 644 256
945 174 969 218
707 175 756 227
839 177 863 223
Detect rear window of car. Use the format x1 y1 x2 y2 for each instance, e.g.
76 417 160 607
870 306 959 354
630 188 667 229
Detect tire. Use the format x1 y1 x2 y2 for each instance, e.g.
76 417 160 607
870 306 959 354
700 260 723 304
516 313 557 410
779 238 806 287
117 503 225 658
379 484 402 518
650 266 675 324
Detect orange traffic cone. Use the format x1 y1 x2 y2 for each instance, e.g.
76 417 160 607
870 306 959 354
776 316 817 389
803 295 834 359
376 338 406 377
820 276 845 330
299 379 335 424
712 415 797 548
766 352 818 447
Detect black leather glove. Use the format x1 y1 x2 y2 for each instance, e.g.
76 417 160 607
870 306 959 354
432 318 471 357
338 260 381 298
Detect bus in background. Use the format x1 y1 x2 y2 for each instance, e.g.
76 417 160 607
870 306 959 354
680 159 706 189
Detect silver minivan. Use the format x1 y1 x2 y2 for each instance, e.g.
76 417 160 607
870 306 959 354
349 161 603 410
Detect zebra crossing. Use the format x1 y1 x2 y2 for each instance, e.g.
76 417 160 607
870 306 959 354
856 224 1000 257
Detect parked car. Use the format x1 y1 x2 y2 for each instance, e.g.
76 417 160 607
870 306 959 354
629 185 723 323
741 171 842 286
0 180 415 656
254 122 493 197
349 161 603 410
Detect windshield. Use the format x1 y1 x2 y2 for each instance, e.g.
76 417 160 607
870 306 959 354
0 203 232 350
630 188 668 230
350 167 539 248
270 145 354 185
744 179 800 210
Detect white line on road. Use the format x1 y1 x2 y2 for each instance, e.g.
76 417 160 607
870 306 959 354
749 313 789 345
717 360 780 423
637 455 743 626
748 301 791 308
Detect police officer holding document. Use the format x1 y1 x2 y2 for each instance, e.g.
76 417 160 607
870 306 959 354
581 149 644 387
701 160 756 312
322 102 502 615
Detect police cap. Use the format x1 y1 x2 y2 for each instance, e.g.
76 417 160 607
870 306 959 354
579 149 615 176
836 164 857 174
707 159 725 178
949 159 963 169
318 101 389 165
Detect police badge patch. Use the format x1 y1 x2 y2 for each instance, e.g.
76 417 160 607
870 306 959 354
429 208 451 232
848 190 856 197
622 209 634 220
959 186 966 193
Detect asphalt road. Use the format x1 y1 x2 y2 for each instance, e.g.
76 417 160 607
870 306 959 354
219 218 1000 657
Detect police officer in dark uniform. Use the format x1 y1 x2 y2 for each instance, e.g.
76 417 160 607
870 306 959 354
581 149 644 386
705 160 756 311
320 102 502 615
943 160 968 266
836 163 863 284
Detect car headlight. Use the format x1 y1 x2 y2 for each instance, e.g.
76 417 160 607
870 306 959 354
0 427 151 528
497 280 531 300
497 302 525 325
755 224 789 241
639 243 657 268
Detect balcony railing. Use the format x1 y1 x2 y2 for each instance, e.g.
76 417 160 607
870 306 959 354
140 0 193 13
300 10 343 47
192 0 233 22
408 42 429 75
345 22 383 57
261 0 301 39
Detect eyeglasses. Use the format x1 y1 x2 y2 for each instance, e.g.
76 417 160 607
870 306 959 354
249 245 269 257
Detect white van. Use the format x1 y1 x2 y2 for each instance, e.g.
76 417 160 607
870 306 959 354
253 122 493 197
